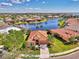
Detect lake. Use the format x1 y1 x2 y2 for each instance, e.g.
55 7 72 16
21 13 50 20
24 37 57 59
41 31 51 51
19 18 59 30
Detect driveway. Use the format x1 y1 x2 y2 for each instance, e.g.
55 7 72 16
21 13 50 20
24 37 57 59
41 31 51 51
40 45 49 59
0 56 2 59
50 50 79 59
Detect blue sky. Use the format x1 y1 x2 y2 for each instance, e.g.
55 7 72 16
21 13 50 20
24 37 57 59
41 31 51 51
0 0 79 13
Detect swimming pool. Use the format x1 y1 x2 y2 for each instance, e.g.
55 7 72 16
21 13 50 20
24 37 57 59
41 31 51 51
19 18 59 30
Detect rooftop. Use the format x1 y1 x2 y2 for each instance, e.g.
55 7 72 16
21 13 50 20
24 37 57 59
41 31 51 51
27 30 48 45
50 29 79 42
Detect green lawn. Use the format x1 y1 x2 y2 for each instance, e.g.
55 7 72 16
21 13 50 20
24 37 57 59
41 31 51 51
21 57 39 59
49 37 79 53
21 49 40 55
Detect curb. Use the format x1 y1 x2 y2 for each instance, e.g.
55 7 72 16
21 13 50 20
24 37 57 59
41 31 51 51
50 47 79 57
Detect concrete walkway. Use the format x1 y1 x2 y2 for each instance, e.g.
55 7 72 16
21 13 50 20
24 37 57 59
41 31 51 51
40 45 49 59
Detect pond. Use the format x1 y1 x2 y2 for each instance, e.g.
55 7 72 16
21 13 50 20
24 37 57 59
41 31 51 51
19 18 59 30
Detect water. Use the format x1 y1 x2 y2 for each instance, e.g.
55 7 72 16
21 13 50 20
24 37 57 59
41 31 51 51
19 18 59 30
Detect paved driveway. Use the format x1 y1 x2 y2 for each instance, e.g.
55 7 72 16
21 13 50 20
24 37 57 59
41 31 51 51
40 45 49 59
50 50 79 59
0 56 2 59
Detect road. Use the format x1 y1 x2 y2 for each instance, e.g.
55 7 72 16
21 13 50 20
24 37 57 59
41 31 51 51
50 50 79 59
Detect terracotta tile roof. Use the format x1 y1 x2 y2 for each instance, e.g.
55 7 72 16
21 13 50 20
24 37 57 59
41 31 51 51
27 30 48 44
65 18 79 32
66 18 79 25
50 29 79 42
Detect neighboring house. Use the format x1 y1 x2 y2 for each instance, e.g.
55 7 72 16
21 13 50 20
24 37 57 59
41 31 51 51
25 18 42 23
65 18 79 32
33 16 42 21
0 24 21 34
50 29 79 43
4 17 15 24
27 30 48 47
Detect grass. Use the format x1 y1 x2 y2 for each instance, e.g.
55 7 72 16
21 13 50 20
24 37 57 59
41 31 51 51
49 37 79 53
20 48 40 55
21 57 39 59
15 22 28 25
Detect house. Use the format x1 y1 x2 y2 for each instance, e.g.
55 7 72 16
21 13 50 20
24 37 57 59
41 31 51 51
27 30 48 47
33 16 42 20
66 18 78 26
25 18 42 23
65 18 79 32
4 17 15 24
49 18 79 43
50 29 79 43
0 24 21 34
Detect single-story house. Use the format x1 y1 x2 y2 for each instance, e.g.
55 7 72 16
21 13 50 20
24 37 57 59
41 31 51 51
27 30 48 47
49 29 79 43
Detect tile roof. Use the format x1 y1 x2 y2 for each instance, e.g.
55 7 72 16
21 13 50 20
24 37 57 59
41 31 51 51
65 18 79 32
27 30 48 44
50 29 79 42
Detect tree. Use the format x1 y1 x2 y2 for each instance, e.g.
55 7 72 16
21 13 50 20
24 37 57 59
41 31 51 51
2 30 25 51
75 36 79 40
0 34 4 45
58 19 65 28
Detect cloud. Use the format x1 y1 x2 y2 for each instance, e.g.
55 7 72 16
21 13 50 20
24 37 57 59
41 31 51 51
72 0 79 1
9 0 31 4
10 0 25 4
26 0 31 2
0 2 13 6
42 1 46 4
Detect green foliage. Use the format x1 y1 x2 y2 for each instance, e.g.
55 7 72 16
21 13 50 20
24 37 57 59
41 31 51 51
75 36 79 40
0 34 4 45
69 35 79 42
69 36 76 42
58 19 65 28
2 30 25 51
48 34 53 41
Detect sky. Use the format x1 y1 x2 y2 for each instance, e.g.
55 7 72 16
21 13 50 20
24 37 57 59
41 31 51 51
0 0 79 13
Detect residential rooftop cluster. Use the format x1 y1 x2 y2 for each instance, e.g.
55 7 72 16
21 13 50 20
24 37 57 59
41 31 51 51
26 17 79 46
0 14 79 59
0 14 79 44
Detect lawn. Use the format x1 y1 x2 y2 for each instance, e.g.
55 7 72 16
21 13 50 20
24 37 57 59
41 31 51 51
20 49 40 55
49 37 79 53
21 57 39 59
